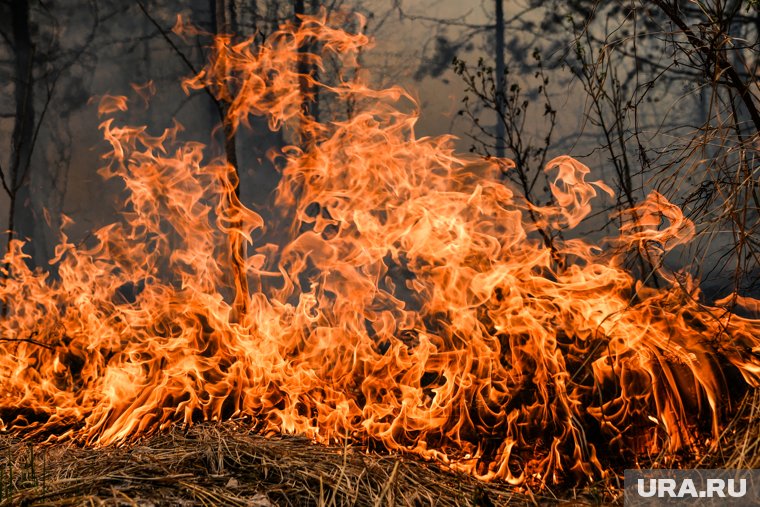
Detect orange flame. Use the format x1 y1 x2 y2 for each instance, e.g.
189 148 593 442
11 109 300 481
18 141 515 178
1 13 759 485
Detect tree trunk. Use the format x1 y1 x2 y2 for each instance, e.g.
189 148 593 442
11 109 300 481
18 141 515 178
8 0 36 264
213 0 250 321
494 0 505 159
309 0 319 123
294 0 314 145
215 0 240 190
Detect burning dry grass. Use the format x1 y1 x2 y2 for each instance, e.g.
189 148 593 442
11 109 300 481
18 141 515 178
0 422 571 507
2 10 760 498
696 388 760 470
3 389 760 506
0 387 756 507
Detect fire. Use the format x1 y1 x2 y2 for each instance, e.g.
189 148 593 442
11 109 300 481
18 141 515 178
1 13 759 485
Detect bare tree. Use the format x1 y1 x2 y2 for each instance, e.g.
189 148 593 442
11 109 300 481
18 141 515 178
2 0 37 264
559 0 760 294
0 0 99 268
441 0 759 296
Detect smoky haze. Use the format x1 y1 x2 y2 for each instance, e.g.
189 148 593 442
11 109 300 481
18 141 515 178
0 0 757 298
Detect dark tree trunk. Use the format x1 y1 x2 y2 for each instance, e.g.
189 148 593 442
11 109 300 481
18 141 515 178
8 0 36 263
294 0 314 145
212 0 250 320
214 0 240 187
494 0 505 158
309 0 319 123
495 0 505 157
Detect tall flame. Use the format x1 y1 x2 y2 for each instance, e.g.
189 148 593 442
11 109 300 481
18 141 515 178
1 13 759 485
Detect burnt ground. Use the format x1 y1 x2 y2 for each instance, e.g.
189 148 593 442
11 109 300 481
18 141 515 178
0 423 610 506
1 388 757 506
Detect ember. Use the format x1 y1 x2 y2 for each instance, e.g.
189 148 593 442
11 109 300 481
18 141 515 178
1 13 759 486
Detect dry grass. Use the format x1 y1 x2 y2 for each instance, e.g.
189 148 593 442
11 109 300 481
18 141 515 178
3 388 759 506
696 388 760 470
0 422 595 506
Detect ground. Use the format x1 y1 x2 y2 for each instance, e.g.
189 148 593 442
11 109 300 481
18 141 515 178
1 387 757 506
0 421 618 506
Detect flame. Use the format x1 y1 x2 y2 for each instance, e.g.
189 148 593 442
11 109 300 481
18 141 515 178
1 13 760 485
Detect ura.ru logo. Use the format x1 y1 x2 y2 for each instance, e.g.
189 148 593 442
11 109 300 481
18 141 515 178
637 478 746 498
